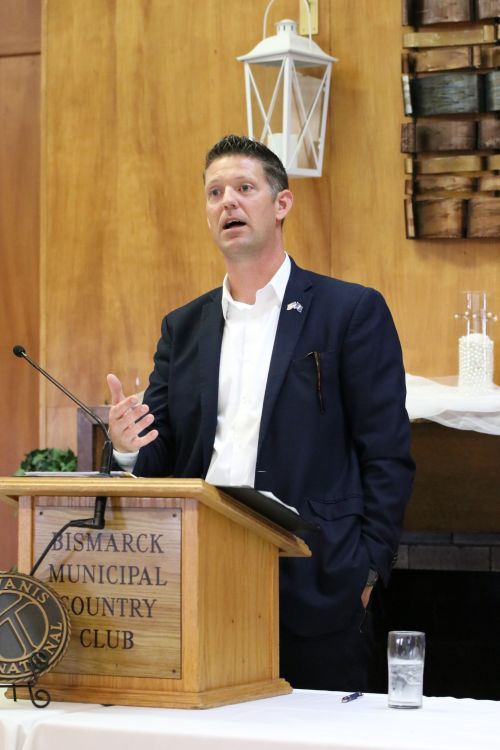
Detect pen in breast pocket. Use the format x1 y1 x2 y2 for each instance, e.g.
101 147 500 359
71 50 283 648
306 351 325 414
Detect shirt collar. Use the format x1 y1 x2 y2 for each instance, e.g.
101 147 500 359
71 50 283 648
221 253 291 320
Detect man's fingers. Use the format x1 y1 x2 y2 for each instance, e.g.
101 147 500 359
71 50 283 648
121 409 154 437
110 397 144 424
107 373 126 405
110 406 155 453
131 429 159 450
106 374 158 453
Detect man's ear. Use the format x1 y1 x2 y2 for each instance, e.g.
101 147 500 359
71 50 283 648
276 189 293 222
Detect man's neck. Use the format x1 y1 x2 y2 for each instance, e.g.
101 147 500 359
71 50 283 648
226 248 286 304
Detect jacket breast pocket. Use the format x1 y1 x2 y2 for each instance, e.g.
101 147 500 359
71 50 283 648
307 495 364 521
289 350 339 414
292 349 338 373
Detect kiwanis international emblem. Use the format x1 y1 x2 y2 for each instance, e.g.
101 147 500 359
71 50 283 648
0 572 70 684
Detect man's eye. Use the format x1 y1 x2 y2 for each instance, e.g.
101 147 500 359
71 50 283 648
240 184 252 193
208 188 220 199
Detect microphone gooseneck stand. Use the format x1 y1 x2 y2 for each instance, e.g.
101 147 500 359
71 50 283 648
8 345 117 707
12 345 112 575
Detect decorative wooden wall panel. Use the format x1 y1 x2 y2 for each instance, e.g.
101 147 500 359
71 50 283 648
0 0 41 55
0 0 41 568
402 0 500 239
402 0 500 26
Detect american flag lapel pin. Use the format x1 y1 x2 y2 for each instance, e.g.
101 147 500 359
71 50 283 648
286 301 303 313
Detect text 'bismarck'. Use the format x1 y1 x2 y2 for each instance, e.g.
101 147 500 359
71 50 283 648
51 531 165 554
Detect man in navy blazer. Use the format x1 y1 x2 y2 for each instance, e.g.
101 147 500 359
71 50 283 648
108 135 415 691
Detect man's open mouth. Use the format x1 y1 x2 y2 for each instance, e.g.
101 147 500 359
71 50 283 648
223 219 246 230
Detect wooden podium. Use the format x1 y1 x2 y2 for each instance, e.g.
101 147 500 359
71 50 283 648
0 477 310 708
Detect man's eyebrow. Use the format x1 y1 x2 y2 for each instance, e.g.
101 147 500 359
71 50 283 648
206 174 255 186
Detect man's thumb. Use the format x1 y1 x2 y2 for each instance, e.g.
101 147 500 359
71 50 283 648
107 373 126 405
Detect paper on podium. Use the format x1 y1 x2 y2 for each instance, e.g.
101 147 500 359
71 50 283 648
22 471 137 478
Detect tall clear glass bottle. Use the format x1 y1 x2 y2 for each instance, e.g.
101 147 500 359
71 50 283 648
455 291 497 392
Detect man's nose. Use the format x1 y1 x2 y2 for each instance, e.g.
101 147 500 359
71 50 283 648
222 187 238 208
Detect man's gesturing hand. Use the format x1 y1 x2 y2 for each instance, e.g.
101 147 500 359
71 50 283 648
106 373 158 453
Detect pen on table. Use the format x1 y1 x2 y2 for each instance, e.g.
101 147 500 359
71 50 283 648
341 691 364 703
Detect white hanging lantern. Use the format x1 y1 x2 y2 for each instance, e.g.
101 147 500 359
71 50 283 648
237 1 337 178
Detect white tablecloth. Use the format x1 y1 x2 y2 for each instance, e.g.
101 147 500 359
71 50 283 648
2 690 499 750
0 694 90 750
406 374 500 434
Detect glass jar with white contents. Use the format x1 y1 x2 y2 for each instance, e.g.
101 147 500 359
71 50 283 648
454 291 497 392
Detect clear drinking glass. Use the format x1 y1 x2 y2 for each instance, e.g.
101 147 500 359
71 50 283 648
387 631 425 709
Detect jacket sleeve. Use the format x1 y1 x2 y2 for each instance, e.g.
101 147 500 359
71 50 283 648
134 315 176 477
339 287 415 584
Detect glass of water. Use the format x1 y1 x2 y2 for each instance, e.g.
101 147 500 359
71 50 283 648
387 631 425 709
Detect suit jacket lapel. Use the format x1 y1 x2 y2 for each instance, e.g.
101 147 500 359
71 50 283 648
258 263 314 454
198 290 224 473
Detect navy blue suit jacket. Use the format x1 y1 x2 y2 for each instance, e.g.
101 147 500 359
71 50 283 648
135 259 415 637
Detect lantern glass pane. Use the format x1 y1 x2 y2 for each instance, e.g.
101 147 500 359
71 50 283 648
247 64 285 144
245 59 330 177
289 67 326 172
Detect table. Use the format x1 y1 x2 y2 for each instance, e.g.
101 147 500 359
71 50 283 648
0 694 90 750
1 690 499 750
405 374 500 434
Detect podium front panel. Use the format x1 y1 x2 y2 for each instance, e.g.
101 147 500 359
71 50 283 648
34 497 181 679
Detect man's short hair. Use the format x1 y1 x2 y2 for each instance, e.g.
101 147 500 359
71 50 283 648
204 134 289 197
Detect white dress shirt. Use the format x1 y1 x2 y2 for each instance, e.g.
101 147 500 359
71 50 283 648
114 254 291 486
206 253 290 486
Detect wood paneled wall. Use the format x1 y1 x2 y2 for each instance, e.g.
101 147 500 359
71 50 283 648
0 0 41 567
40 0 498 453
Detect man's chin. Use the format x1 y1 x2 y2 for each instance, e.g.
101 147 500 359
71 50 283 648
218 241 256 262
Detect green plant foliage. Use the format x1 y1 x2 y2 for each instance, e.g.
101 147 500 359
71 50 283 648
15 448 77 475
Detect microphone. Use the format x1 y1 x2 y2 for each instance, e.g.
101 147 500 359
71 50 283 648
13 345 113 476
13 344 112 576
